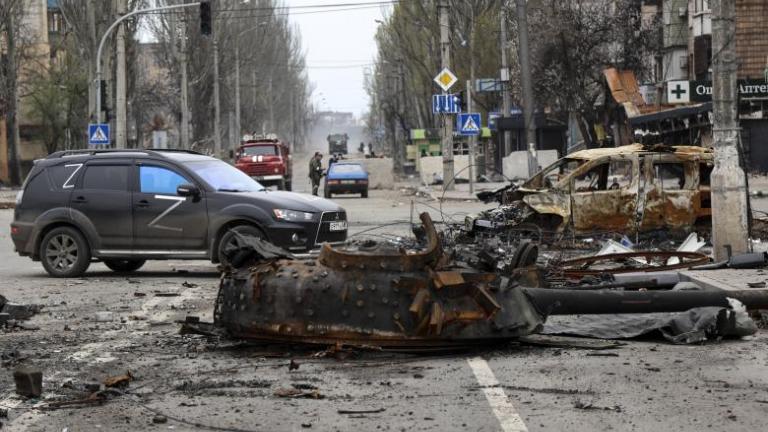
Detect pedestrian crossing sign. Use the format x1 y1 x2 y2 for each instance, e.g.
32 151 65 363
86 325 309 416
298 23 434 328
88 123 110 146
457 113 481 136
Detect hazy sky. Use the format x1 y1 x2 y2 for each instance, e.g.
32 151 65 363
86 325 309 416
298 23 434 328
286 1 392 117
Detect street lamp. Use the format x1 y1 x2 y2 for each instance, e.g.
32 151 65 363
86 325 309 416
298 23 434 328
95 2 201 124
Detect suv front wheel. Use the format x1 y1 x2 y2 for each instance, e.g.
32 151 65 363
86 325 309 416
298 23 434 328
40 226 91 278
217 225 264 267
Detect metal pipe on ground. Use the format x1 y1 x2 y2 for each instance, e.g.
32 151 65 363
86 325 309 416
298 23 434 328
524 288 768 316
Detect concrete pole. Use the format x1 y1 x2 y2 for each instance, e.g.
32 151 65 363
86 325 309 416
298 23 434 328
395 62 406 176
499 5 511 158
235 47 241 145
252 70 257 109
115 0 127 148
467 79 475 194
268 76 275 133
515 0 537 177
212 35 222 156
467 6 476 194
439 0 455 190
179 16 190 149
710 0 749 260
228 111 235 156
6 9 22 184
87 0 97 123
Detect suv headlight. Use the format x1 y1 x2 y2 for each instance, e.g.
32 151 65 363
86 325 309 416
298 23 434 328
273 209 314 221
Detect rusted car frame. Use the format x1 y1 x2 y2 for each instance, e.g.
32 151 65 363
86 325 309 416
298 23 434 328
496 144 713 235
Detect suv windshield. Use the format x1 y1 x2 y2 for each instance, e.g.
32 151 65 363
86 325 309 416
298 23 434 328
184 160 265 192
241 145 278 156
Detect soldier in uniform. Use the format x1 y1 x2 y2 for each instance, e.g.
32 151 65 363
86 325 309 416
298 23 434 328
309 152 324 196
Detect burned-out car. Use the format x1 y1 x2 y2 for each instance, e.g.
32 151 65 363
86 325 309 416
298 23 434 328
472 144 714 235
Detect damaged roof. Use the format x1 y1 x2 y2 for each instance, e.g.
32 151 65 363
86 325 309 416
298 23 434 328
567 143 713 160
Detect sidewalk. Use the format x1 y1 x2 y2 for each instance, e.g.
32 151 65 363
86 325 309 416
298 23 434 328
404 181 509 202
683 268 768 292
0 188 18 208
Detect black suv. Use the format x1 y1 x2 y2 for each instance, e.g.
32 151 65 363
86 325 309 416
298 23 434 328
10 149 348 277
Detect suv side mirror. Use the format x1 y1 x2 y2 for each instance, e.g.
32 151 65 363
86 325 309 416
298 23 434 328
177 183 200 197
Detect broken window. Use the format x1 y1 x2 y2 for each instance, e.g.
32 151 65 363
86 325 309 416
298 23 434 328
607 159 633 190
700 162 713 186
532 158 584 188
573 163 608 192
573 159 633 192
654 163 686 190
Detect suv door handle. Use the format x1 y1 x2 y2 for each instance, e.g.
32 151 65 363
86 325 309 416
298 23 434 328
135 199 150 208
72 196 88 204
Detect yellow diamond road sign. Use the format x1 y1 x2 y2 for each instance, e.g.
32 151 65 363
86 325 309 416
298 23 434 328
434 68 458 92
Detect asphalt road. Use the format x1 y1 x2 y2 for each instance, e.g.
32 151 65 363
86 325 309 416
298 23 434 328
1 189 768 431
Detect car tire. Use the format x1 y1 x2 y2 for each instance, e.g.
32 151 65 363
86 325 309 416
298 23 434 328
285 180 292 191
103 259 146 273
276 179 286 190
324 188 331 198
217 225 264 267
40 226 91 278
362 189 368 198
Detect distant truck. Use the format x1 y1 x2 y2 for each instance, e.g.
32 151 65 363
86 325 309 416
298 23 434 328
235 138 292 190
327 133 348 155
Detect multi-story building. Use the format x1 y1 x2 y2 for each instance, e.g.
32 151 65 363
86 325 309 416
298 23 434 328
0 0 63 183
656 0 768 170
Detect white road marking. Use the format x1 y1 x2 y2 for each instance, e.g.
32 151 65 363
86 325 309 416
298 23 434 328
467 357 529 432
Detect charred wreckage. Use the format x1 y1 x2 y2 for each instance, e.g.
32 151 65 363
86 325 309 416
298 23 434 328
199 203 768 351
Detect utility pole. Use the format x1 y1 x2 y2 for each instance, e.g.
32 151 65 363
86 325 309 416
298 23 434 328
467 5 476 194
710 0 749 260
212 34 222 156
439 0 454 190
499 5 511 158
234 46 241 145
115 0 127 148
515 0 537 177
268 76 275 133
87 0 97 122
5 8 22 185
179 14 190 149
394 62 406 176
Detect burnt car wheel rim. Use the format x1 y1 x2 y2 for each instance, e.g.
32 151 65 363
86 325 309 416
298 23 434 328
45 234 78 271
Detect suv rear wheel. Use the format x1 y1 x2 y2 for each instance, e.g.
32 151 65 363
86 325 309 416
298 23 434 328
217 225 264 267
103 259 146 273
40 226 91 278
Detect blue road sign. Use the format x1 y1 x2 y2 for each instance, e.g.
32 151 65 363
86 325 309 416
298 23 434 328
457 113 481 136
432 94 461 114
88 123 110 146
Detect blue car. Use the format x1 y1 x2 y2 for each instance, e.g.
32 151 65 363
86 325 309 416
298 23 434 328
324 162 369 198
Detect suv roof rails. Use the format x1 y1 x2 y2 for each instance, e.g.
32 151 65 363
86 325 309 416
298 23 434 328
46 148 203 159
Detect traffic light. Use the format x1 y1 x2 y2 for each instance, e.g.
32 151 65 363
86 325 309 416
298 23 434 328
455 90 467 111
200 1 212 35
